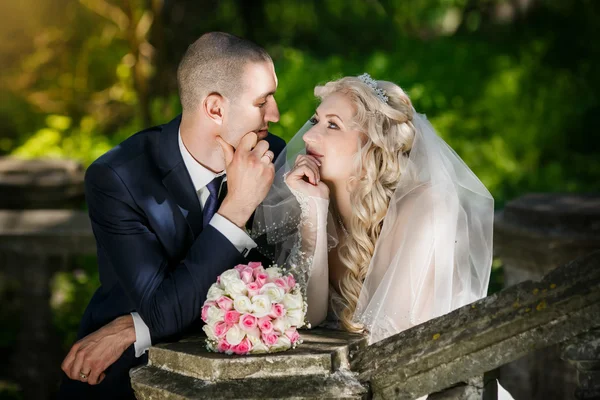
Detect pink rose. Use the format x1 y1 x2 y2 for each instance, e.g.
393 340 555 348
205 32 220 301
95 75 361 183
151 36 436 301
269 303 286 319
286 275 296 290
201 301 216 323
246 282 260 298
240 267 254 284
214 321 229 338
234 264 247 273
224 310 241 326
232 337 252 355
253 266 266 279
285 327 300 344
239 313 258 331
216 296 234 311
274 277 289 291
258 316 274 334
262 332 279 346
217 338 232 353
255 273 268 288
248 262 262 269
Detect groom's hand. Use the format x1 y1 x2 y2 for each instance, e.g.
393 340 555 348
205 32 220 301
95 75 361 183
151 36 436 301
216 132 275 228
61 315 136 385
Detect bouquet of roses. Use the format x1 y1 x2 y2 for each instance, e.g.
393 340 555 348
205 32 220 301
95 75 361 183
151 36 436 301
201 262 307 355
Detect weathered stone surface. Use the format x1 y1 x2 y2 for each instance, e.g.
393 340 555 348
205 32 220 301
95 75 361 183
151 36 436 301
493 193 600 400
351 251 600 400
0 210 95 254
131 365 368 399
561 329 600 400
0 156 85 209
148 329 367 381
427 377 484 400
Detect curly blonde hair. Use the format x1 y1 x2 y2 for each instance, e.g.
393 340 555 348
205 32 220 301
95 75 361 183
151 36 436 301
314 76 416 333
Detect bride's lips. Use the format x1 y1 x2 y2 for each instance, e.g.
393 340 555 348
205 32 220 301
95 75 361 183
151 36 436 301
306 148 324 159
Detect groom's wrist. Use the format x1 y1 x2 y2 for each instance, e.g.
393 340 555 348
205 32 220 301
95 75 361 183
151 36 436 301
218 199 252 229
114 315 137 346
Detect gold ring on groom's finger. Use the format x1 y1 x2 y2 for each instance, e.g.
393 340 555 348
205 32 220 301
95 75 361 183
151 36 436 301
263 151 274 162
79 371 88 380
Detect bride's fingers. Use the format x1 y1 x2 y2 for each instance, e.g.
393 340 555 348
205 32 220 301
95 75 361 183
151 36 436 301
289 164 318 185
292 161 320 184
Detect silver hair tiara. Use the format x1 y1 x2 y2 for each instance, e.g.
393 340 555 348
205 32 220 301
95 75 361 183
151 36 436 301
358 73 389 103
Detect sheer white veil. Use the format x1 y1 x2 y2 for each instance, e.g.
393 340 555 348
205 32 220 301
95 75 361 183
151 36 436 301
252 87 494 344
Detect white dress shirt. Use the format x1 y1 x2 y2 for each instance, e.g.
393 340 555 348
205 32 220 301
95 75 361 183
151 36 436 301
131 130 257 357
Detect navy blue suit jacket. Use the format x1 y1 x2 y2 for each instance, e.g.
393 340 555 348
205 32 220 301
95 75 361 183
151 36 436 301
59 115 285 399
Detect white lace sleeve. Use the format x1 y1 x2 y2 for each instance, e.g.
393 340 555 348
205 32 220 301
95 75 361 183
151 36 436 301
284 186 331 328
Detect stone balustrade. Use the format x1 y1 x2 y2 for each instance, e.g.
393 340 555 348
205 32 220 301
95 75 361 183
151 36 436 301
129 250 600 399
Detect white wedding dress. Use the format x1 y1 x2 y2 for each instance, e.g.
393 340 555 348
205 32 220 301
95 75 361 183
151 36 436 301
252 113 513 399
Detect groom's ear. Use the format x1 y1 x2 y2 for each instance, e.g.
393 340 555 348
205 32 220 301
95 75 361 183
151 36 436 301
203 93 225 125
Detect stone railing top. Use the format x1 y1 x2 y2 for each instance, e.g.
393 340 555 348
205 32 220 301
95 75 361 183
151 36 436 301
148 329 366 382
497 193 600 237
0 156 85 209
0 209 95 254
0 156 84 187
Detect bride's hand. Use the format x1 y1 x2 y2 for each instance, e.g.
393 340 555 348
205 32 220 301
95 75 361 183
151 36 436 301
285 155 329 199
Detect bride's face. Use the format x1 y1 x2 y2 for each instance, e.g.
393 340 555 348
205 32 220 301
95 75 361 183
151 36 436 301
303 93 363 182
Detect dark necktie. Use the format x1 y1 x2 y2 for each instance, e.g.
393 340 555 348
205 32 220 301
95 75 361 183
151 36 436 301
202 175 225 229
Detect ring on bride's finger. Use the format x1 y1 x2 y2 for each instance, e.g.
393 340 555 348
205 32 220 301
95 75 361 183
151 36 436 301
79 371 88 380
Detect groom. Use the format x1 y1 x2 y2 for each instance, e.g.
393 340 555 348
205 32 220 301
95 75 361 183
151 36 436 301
58 32 284 399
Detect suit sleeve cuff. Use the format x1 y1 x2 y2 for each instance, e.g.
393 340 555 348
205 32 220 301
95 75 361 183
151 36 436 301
131 312 152 357
210 213 257 256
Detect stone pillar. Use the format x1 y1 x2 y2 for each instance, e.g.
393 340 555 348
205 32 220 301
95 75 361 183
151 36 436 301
561 329 600 400
0 157 90 399
494 193 600 400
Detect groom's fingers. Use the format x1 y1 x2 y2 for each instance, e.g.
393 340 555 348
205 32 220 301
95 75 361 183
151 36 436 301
216 136 235 166
61 343 78 377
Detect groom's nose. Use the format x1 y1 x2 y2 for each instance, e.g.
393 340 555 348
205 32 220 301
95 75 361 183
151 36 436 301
265 100 280 124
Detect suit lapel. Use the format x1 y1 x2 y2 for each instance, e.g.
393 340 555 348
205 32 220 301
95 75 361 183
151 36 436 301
156 115 204 239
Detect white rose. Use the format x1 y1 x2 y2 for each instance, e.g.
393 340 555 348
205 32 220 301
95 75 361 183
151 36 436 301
225 324 245 346
285 308 305 327
233 295 253 313
206 305 225 324
265 266 282 280
224 278 248 298
220 269 241 287
251 294 271 318
206 285 225 301
271 335 292 352
259 283 284 303
202 322 218 341
249 341 270 354
272 317 291 334
283 292 304 310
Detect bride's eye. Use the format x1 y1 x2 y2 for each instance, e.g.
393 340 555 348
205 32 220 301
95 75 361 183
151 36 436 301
327 121 339 130
309 117 318 125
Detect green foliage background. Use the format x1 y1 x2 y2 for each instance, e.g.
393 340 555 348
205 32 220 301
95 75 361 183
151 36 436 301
1 0 599 397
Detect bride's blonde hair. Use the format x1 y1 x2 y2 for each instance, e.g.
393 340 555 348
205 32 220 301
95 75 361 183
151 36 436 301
314 76 416 333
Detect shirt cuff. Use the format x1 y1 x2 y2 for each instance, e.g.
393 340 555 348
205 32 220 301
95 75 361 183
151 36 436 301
211 213 257 256
131 312 151 357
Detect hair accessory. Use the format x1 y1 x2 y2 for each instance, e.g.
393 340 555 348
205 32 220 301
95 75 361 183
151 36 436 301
358 73 389 103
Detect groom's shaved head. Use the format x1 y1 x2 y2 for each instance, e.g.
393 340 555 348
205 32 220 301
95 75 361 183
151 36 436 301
177 32 272 111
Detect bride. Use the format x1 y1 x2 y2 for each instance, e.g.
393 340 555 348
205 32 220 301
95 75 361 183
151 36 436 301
252 74 510 397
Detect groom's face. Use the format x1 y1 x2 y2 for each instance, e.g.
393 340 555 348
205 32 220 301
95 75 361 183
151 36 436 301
222 61 280 148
